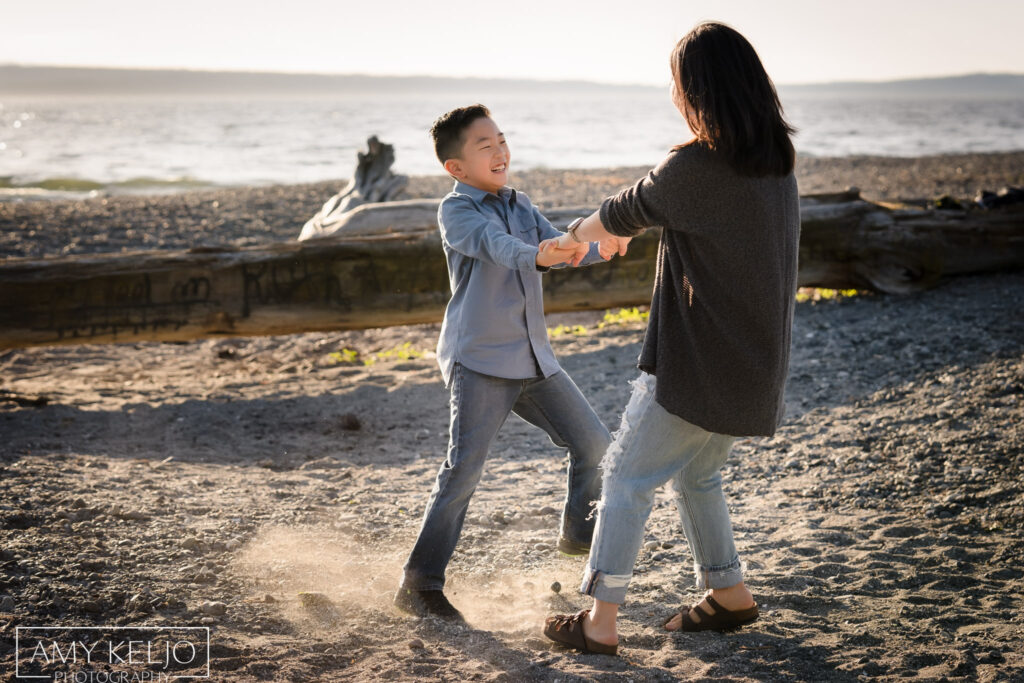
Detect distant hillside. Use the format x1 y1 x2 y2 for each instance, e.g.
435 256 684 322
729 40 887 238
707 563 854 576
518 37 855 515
779 73 1024 99
0 65 656 97
1 65 1022 99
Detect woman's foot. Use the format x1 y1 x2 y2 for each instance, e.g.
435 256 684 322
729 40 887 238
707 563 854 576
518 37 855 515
543 610 618 655
582 611 618 647
664 584 756 631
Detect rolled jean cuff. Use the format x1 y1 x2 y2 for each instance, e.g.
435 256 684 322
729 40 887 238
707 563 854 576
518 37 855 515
694 556 744 591
579 564 632 605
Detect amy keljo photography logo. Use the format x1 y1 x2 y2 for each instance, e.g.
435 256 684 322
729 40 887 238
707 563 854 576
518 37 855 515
14 626 210 682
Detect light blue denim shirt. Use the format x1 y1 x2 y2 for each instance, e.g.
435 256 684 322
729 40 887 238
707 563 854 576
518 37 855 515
436 180 603 386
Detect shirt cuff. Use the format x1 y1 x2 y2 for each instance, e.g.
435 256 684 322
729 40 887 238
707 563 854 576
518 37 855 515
516 244 540 273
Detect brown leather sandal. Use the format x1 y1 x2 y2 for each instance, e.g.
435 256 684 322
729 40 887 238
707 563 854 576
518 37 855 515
543 610 618 656
665 595 759 632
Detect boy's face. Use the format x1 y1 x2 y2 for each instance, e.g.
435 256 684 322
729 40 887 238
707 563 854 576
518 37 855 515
443 117 510 194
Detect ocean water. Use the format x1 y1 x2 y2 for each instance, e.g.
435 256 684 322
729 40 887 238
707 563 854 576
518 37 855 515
2 90 1023 200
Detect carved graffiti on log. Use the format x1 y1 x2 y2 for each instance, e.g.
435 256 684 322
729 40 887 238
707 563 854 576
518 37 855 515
241 259 351 317
33 273 217 342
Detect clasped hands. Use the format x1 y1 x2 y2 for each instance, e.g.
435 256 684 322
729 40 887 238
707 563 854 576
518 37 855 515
537 228 632 268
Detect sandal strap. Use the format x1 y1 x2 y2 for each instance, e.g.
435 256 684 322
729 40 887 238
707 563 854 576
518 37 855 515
678 605 701 630
703 595 724 613
691 600 714 620
549 610 587 634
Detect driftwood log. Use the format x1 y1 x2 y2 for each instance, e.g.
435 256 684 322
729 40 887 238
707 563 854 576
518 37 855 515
298 136 408 241
1 193 1022 349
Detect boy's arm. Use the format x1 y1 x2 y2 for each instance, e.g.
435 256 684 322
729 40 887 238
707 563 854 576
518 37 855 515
440 197 541 272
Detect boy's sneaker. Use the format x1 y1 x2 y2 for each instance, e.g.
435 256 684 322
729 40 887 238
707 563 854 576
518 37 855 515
394 588 466 622
556 536 591 556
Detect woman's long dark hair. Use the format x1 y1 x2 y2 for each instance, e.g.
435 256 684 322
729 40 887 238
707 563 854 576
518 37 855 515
672 22 795 177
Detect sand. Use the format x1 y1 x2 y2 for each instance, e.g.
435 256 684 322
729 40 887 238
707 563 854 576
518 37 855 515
1 156 1023 681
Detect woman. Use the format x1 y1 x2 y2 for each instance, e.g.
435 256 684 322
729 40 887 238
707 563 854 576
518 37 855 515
540 22 800 655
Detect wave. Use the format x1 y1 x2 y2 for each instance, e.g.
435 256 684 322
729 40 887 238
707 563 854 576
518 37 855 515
0 175 221 201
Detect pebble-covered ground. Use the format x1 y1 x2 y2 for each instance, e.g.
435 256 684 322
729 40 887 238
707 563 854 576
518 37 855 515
2 151 1023 259
1 268 1022 681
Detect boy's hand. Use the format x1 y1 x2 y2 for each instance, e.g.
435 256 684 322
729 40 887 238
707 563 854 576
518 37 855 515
537 238 585 267
538 236 589 267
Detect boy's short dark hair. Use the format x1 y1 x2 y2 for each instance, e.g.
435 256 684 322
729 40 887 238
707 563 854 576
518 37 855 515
430 104 492 163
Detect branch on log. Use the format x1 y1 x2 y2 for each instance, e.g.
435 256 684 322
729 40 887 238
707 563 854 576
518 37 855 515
298 136 408 241
0 195 1021 349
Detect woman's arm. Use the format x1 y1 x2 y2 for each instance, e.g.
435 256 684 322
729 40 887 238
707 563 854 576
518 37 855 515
543 210 632 259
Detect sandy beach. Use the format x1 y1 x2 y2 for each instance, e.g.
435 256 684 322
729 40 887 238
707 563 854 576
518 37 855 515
1 154 1023 681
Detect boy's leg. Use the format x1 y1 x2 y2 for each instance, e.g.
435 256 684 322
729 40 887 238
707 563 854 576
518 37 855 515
401 363 520 591
513 370 612 549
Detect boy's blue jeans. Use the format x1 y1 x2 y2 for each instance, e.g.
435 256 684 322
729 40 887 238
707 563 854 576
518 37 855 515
402 363 611 591
581 372 743 604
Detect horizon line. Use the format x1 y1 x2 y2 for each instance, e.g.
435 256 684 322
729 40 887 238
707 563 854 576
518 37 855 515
3 62 1023 89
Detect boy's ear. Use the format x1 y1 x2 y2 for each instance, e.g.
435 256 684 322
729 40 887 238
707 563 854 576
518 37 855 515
443 158 464 179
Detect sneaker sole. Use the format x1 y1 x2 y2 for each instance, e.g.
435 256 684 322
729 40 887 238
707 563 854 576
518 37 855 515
556 538 591 556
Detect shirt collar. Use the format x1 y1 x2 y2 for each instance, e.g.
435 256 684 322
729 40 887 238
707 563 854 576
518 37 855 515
453 180 517 206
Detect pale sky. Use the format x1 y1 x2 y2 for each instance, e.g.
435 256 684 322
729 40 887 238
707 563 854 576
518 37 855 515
4 0 1023 85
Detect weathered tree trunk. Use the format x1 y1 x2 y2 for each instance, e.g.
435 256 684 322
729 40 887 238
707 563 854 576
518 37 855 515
0 195 1021 349
798 192 1024 293
298 136 408 241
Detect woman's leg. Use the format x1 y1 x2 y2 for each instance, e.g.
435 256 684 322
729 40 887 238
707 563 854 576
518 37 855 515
575 374 719 642
664 433 754 629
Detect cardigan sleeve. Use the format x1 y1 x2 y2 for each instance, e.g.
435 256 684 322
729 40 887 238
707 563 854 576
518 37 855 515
599 147 701 237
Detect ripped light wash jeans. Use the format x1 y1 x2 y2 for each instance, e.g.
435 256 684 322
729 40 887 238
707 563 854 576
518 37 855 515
581 372 742 604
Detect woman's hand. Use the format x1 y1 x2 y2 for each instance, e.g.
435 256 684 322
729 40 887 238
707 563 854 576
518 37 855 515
598 235 632 260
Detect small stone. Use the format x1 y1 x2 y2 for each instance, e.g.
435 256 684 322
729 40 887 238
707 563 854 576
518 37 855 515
194 569 216 584
81 600 103 613
490 511 506 524
538 506 557 516
298 592 333 608
72 498 87 509
0 595 15 612
339 413 362 431
643 541 660 551
549 582 561 594
661 542 675 549
199 600 227 616
533 543 551 552
127 594 151 612
263 594 276 603
408 638 425 650
79 559 106 572
182 537 203 551
199 616 218 625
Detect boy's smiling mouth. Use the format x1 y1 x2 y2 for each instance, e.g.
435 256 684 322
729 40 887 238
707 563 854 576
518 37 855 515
491 163 507 173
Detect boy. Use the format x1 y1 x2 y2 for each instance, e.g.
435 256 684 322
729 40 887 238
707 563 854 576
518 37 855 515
395 104 613 621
